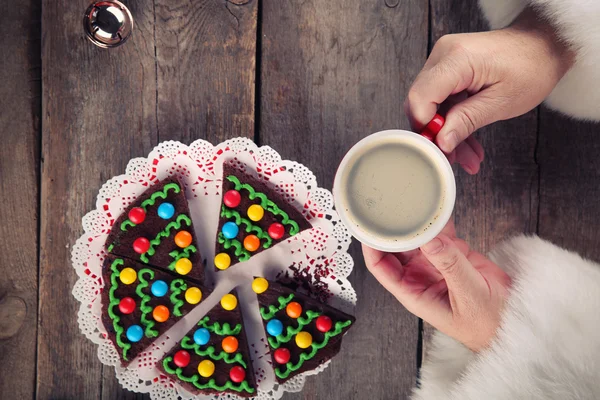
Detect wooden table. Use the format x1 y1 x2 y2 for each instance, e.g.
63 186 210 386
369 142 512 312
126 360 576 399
2 1 599 399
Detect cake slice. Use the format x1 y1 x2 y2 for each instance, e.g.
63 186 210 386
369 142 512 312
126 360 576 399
106 177 204 283
252 277 355 383
101 255 211 366
158 290 256 397
213 163 312 271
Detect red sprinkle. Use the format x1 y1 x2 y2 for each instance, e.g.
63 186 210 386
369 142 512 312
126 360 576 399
173 350 191 368
268 223 285 240
128 207 146 225
133 237 150 254
229 366 246 383
223 190 241 208
273 348 291 364
316 315 333 333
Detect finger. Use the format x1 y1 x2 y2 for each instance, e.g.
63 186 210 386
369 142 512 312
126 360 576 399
362 245 406 298
453 141 481 175
405 58 474 131
436 90 500 153
465 135 484 161
420 234 488 302
438 219 469 255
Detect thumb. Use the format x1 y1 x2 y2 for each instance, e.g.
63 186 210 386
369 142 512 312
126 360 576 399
436 90 501 153
420 234 487 299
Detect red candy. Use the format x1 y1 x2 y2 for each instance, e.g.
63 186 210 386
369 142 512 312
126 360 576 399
229 366 246 383
118 297 136 314
128 207 146 224
173 350 191 368
268 223 285 240
133 237 150 254
316 315 333 333
223 190 241 208
273 348 291 364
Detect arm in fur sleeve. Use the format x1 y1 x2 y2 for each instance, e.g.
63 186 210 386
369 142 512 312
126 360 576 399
478 0 600 120
412 236 600 399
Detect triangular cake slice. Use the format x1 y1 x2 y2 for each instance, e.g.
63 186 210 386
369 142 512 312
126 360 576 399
213 163 312 271
158 290 256 397
252 277 355 383
106 177 204 283
101 255 211 366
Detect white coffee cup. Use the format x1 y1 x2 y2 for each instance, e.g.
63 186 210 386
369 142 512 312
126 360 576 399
333 124 456 253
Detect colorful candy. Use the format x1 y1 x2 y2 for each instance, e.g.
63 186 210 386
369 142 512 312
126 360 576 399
247 204 264 222
198 360 215 378
128 207 146 224
221 336 239 353
173 350 191 368
223 190 241 208
266 319 283 336
229 366 246 383
174 231 192 248
193 328 210 346
286 302 302 319
268 223 285 239
150 280 168 297
132 237 150 254
295 331 312 349
251 277 269 294
214 253 231 270
157 202 175 219
175 258 192 275
316 315 333 333
118 297 136 314
220 294 238 311
152 305 170 322
243 235 260 252
126 325 143 342
221 221 239 239
119 267 137 285
185 287 202 304
273 348 291 364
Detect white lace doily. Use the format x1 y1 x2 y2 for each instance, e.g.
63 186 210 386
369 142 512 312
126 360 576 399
71 138 356 400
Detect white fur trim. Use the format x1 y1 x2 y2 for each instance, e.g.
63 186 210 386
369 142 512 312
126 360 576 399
479 0 600 120
413 236 600 399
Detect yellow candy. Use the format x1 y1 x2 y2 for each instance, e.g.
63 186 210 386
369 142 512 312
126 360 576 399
295 331 312 349
252 277 269 294
221 294 238 311
247 204 264 222
185 287 202 304
214 253 231 270
197 360 215 378
119 267 137 285
175 258 192 275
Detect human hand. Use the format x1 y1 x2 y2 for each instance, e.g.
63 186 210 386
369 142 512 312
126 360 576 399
406 8 574 174
362 220 511 351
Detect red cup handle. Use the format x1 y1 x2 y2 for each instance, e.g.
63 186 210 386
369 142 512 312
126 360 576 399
420 114 445 142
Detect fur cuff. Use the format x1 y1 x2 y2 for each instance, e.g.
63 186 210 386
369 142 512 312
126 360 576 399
479 0 600 120
413 236 600 399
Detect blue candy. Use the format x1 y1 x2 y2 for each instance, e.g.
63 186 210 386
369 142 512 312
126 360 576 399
157 202 175 219
193 328 210 346
126 325 144 342
266 319 284 336
221 221 239 239
151 280 168 297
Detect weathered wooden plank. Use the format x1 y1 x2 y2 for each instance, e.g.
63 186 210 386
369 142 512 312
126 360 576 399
537 110 600 260
424 0 539 360
154 0 257 143
0 1 41 399
40 0 157 398
260 0 428 398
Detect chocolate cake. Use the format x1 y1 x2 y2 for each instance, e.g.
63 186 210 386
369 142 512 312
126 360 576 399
101 255 211 366
158 290 256 397
252 277 355 383
213 163 312 271
106 177 204 283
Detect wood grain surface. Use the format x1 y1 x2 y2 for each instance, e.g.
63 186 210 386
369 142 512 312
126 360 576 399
0 0 598 399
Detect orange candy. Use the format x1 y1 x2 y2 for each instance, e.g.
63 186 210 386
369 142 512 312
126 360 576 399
243 235 260 252
286 302 302 319
221 336 239 353
174 231 193 248
153 305 170 322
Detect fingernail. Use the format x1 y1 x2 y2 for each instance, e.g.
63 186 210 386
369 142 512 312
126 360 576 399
421 238 443 255
441 130 459 152
461 164 473 174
